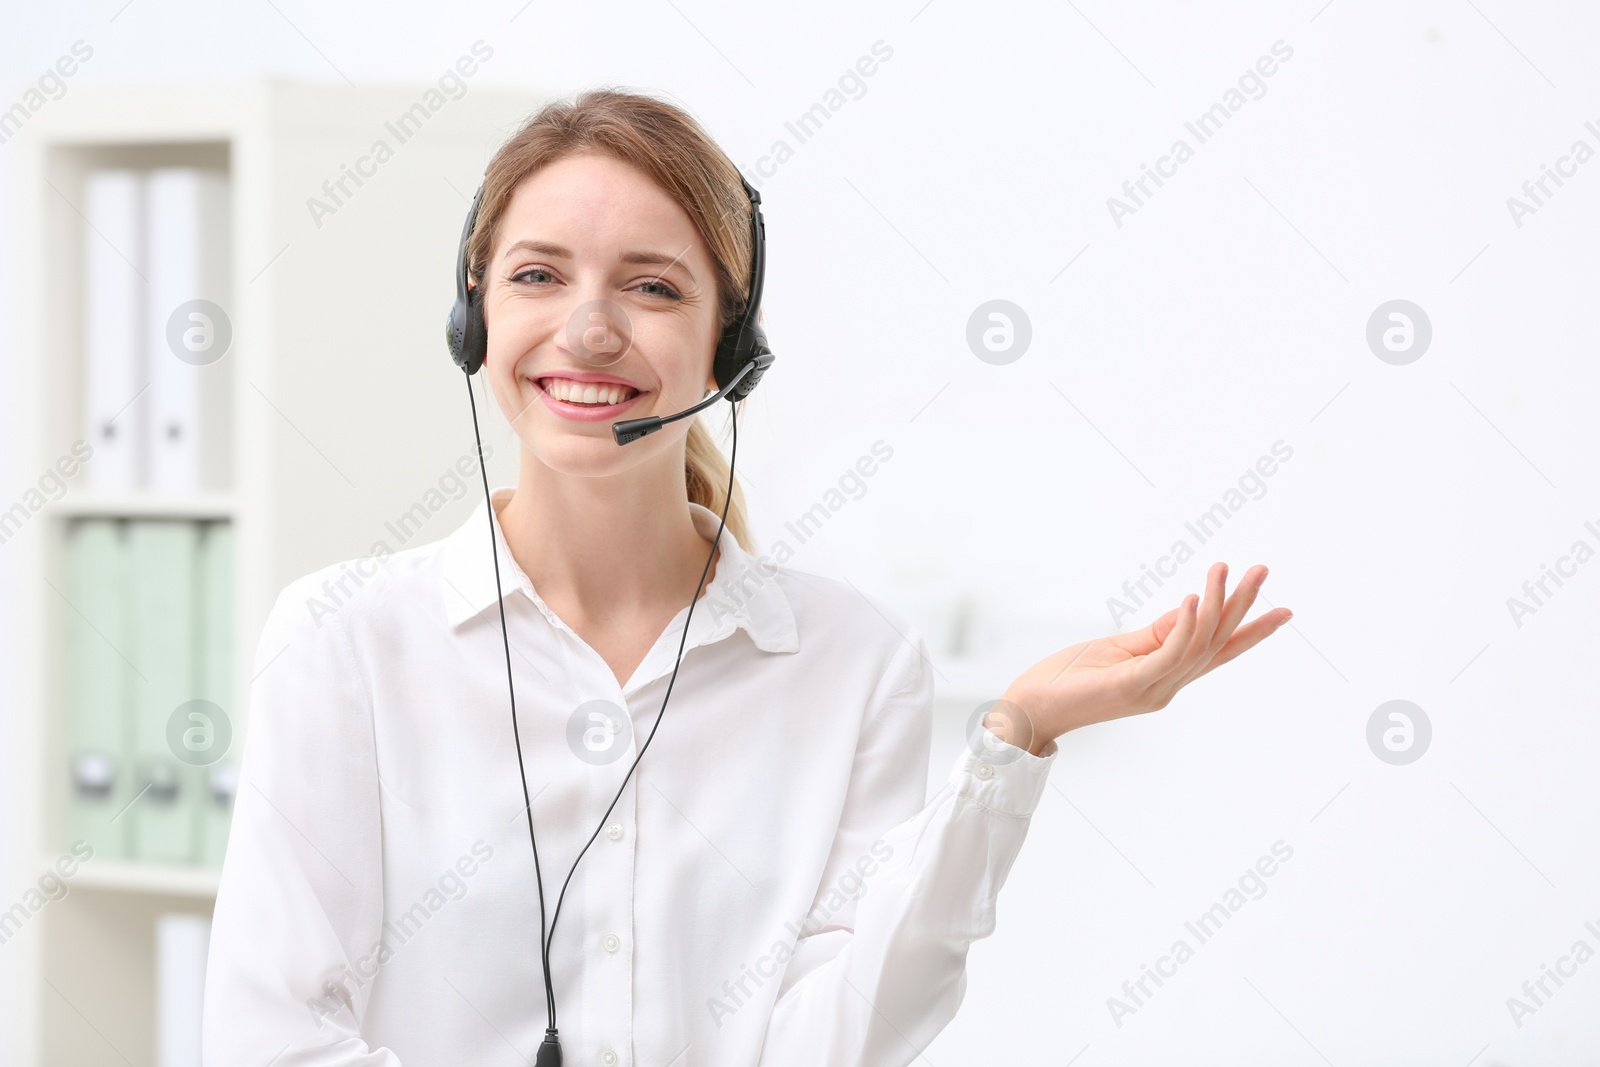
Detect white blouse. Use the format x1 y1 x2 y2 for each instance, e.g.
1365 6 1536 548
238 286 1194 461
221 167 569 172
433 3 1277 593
203 488 1058 1066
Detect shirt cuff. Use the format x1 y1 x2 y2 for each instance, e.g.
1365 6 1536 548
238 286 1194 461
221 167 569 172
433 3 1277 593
947 734 1058 817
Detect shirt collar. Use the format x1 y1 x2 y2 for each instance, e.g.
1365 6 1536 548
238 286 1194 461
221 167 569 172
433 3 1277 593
438 488 799 655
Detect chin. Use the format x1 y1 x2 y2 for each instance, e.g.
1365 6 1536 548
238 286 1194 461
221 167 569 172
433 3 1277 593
523 436 650 481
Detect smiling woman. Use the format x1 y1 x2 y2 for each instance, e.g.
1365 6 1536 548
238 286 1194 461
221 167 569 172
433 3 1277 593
201 86 1289 1067
464 93 759 552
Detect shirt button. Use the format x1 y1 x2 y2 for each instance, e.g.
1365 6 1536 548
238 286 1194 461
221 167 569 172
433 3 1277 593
605 823 623 842
602 933 621 954
600 1050 618 1066
974 761 995 780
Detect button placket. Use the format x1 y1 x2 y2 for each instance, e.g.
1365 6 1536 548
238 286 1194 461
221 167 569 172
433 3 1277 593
587 720 637 1067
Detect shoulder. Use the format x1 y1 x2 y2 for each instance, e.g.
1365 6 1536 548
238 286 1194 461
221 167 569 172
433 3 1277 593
773 565 914 636
254 534 447 669
767 562 932 698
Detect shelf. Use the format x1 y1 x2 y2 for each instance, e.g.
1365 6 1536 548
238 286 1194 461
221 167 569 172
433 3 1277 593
60 857 220 899
47 493 236 521
8 79 546 1067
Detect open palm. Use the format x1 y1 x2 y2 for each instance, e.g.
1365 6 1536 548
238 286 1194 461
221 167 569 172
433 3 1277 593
991 563 1291 755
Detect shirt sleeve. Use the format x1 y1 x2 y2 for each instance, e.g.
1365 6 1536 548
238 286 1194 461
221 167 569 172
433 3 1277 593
202 583 400 1066
756 626 1057 1067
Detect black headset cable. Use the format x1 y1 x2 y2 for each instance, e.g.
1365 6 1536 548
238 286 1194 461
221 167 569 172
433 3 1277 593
466 370 739 1065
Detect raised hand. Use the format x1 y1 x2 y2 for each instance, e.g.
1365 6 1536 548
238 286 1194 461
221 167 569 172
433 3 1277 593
984 563 1291 756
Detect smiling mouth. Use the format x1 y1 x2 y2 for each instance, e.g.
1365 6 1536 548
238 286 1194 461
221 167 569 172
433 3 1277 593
534 377 643 406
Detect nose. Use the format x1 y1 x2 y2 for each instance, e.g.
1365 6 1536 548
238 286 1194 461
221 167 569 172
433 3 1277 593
564 295 633 368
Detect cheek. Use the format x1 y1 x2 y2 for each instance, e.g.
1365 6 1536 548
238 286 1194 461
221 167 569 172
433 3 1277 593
634 313 718 390
484 300 552 373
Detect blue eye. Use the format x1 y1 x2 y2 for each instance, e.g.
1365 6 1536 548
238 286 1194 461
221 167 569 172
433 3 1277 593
513 267 555 284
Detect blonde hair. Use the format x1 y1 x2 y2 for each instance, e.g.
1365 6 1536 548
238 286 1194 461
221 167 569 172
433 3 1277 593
467 87 757 551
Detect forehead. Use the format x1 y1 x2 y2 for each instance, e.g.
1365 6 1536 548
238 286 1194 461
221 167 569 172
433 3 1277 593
493 152 709 266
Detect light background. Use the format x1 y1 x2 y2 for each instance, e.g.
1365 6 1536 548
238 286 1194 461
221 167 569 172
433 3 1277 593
3 1 1599 1064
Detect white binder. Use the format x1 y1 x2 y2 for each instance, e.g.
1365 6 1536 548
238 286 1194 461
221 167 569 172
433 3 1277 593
83 169 146 492
144 168 232 495
155 913 210 1067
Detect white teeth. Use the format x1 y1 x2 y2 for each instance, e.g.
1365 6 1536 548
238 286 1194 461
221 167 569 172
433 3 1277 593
540 378 637 405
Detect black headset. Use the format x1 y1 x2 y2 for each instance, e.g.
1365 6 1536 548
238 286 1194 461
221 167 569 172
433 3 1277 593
448 172 772 1066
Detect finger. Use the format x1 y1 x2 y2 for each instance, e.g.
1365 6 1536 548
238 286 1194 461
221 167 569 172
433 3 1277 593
1174 563 1266 686
1118 603 1183 658
1134 563 1264 654
1164 564 1225 686
1194 607 1292 677
1210 563 1268 648
1134 592 1198 688
1185 562 1229 665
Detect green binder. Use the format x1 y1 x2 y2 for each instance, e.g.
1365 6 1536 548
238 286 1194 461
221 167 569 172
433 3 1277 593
64 520 131 860
127 521 199 864
196 522 236 868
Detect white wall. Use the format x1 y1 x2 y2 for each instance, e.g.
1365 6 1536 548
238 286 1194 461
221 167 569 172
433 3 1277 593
4 2 1598 1064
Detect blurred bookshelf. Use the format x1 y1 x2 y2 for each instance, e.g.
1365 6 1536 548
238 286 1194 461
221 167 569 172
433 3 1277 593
48 493 236 521
57 857 221 900
6 79 539 1067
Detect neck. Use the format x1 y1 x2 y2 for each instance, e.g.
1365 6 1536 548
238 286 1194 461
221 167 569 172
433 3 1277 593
494 440 721 622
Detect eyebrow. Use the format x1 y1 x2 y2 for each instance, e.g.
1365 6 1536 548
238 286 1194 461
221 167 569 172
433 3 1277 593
501 239 696 280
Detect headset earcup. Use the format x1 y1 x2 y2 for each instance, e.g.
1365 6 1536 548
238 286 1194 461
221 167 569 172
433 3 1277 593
733 345 773 400
448 289 488 375
712 329 739 394
464 288 488 374
446 301 469 371
448 185 488 374
714 321 774 401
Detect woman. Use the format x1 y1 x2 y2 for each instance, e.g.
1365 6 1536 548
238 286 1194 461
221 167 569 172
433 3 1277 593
203 88 1290 1066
